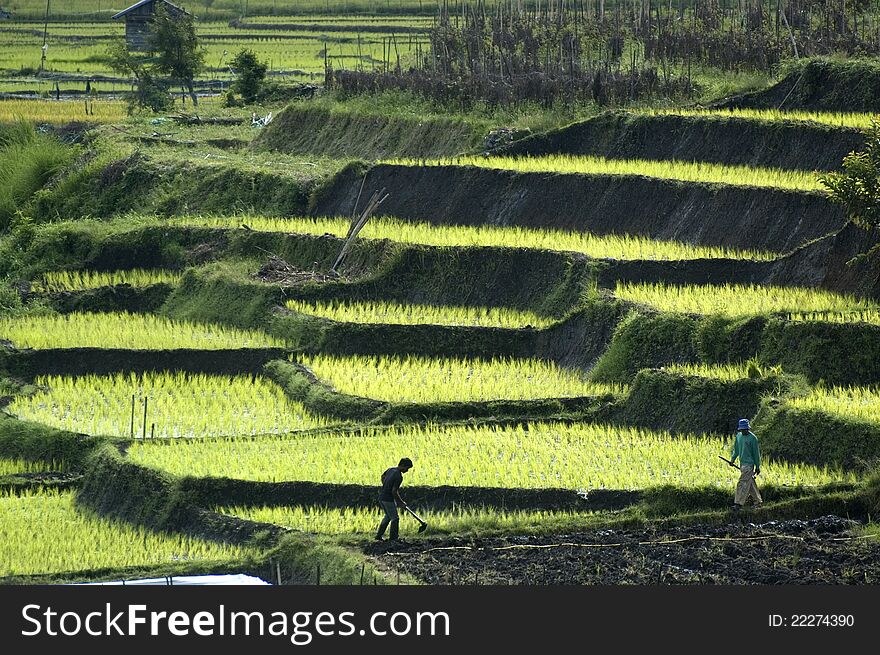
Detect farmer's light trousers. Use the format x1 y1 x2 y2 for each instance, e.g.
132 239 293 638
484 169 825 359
735 464 762 506
377 500 399 539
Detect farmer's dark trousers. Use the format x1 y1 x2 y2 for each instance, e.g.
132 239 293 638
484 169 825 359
376 500 399 540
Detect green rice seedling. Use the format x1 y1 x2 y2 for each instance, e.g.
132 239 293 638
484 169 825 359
787 386 880 425
285 299 555 329
223 504 597 537
0 489 254 577
660 361 782 381
0 458 63 476
36 269 183 293
614 282 880 317
9 372 329 439
0 312 284 350
168 215 775 261
787 310 880 328
128 422 850 489
385 155 821 191
642 107 878 131
298 354 627 403
0 99 128 125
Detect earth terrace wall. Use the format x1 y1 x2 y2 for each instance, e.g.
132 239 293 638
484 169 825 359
312 164 845 255
30 153 317 223
0 348 287 380
614 369 786 435
499 111 865 172
720 58 880 113
254 105 486 159
756 405 880 471
593 311 880 387
265 359 614 424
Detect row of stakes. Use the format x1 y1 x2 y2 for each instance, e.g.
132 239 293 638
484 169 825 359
129 395 156 440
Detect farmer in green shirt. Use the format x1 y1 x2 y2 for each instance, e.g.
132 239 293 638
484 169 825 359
731 418 762 510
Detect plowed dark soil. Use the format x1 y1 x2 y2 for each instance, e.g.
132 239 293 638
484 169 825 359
370 516 880 585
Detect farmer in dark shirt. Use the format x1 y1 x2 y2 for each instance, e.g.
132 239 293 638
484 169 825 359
375 457 413 541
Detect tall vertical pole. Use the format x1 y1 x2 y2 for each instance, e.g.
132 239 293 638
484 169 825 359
39 1 50 74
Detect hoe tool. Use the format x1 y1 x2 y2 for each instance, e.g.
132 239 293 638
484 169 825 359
718 455 741 470
403 505 428 533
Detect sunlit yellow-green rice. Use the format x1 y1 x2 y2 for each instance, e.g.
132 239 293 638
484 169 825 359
286 299 555 329
9 372 329 438
787 386 880 425
0 312 284 350
615 282 879 317
224 505 597 537
385 155 821 191
128 422 850 489
298 354 626 402
36 269 182 293
0 458 63 477
167 215 775 261
787 310 880 328
642 107 878 131
0 489 254 577
660 362 780 381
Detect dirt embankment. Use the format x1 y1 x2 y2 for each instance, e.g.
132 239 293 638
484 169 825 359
719 59 880 113
313 164 843 254
254 105 485 159
372 516 880 584
499 112 863 172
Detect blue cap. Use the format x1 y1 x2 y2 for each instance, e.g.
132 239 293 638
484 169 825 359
738 418 750 431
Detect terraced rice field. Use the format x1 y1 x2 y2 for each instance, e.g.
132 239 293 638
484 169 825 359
286 299 556 328
786 310 880 327
36 269 182 293
0 312 282 349
787 386 880 425
643 107 878 130
0 99 128 124
388 155 822 191
0 489 254 577
127 422 849 488
9 372 328 438
173 215 775 260
0 458 64 476
224 505 595 536
614 282 879 317
298 354 626 402
660 362 781 381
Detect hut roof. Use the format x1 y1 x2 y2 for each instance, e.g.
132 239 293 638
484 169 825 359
112 0 189 20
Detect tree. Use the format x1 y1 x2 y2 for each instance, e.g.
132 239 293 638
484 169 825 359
230 49 268 103
148 3 205 107
106 39 173 113
820 121 880 231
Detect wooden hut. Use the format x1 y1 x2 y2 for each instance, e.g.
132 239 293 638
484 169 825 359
112 0 190 52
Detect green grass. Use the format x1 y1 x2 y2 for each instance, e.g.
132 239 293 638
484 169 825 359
285 299 556 329
171 215 775 260
614 282 880 317
0 457 64 476
298 354 627 403
787 386 880 426
0 123 76 229
36 269 183 293
642 107 879 131
9 372 330 439
386 154 823 191
0 489 254 577
223 504 600 538
127 422 850 489
0 311 283 349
